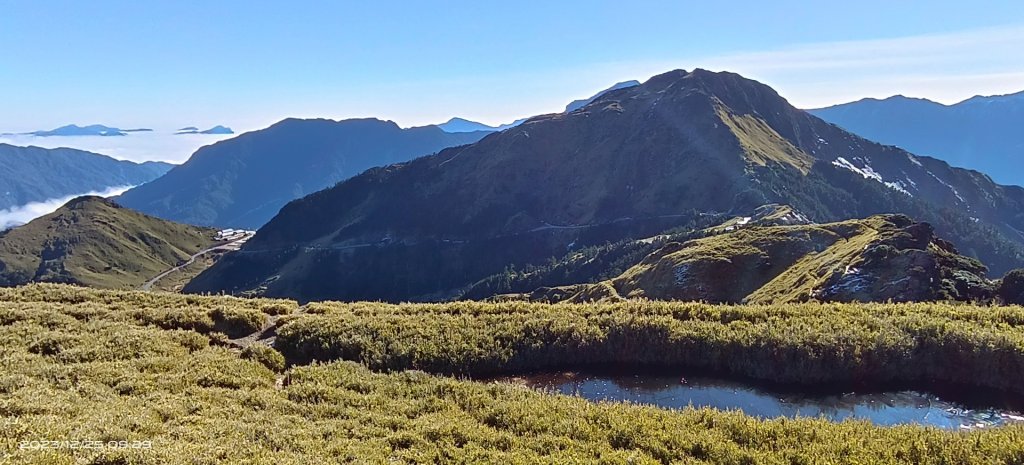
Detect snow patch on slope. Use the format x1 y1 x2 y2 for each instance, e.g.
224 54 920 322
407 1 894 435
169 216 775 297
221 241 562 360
831 157 913 196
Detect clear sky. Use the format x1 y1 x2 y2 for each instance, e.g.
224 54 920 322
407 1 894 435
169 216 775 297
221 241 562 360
1 1 1023 133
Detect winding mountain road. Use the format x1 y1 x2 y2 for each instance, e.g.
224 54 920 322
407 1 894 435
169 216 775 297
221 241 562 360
140 233 254 291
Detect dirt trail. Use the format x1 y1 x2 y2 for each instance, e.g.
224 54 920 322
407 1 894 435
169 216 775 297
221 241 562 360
228 314 284 349
224 302 309 389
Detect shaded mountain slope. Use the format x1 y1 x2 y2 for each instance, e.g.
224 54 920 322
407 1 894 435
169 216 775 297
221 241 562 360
0 144 172 211
462 204 810 300
116 118 486 228
525 214 994 304
809 92 1024 186
0 196 215 289
188 69 1024 302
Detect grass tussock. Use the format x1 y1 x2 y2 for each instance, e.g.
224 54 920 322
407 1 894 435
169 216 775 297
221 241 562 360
1 284 1023 463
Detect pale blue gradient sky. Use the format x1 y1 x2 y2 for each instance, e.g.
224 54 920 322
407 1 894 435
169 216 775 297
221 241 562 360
1 1 1022 133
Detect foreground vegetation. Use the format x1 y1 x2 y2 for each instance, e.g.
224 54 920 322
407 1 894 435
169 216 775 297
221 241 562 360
1 285 1024 463
278 299 1024 393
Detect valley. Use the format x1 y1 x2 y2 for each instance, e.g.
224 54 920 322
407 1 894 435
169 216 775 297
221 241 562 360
140 229 255 291
0 144 171 214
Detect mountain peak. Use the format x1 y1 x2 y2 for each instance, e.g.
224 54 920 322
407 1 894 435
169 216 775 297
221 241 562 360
26 124 131 137
63 195 116 210
436 117 525 133
269 117 400 132
175 125 235 135
190 68 1024 302
117 117 488 229
960 89 1024 105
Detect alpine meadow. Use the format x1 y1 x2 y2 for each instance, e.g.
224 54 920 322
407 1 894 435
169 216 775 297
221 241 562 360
3 2 1024 464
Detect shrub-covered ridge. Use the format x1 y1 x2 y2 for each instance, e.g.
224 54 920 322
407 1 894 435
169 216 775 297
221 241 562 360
2 284 1024 464
277 299 1024 393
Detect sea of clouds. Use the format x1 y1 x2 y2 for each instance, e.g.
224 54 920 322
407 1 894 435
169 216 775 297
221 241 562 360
0 130 237 164
0 185 135 230
0 129 240 228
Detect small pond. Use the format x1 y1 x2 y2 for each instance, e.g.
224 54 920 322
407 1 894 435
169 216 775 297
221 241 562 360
493 372 1024 430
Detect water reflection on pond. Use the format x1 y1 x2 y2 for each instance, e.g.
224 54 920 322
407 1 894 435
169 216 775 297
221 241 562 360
494 372 1024 430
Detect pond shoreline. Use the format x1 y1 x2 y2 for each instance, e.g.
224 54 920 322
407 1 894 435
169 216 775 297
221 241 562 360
475 363 1024 419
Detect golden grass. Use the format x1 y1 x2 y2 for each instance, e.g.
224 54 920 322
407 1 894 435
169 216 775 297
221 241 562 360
1 284 1023 463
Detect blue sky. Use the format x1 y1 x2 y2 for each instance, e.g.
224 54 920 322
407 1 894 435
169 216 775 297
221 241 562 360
1 1 1023 133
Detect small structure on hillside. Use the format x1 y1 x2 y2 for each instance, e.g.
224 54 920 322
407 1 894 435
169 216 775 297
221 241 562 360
215 229 254 242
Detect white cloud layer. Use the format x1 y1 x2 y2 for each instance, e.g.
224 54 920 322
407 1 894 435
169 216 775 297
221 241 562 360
0 131 237 164
0 185 135 230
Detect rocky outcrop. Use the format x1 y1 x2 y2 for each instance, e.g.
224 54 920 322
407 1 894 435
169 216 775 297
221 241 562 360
530 215 996 304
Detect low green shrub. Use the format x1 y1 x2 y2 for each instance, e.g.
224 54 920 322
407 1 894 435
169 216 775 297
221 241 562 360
261 301 298 316
276 300 1024 393
241 344 286 372
2 284 1024 464
211 306 265 338
1000 269 1024 305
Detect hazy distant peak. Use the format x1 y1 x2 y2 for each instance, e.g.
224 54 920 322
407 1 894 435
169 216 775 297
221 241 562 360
809 86 1024 186
437 118 498 133
437 79 645 134
21 124 153 137
808 94 947 112
565 80 641 112
175 125 235 135
959 90 1024 105
437 117 525 133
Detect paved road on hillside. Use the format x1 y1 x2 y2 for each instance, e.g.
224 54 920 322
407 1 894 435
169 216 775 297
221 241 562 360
140 234 253 291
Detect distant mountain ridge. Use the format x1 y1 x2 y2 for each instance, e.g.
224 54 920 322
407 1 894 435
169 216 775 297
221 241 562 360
0 196 215 289
176 125 234 135
436 80 642 134
809 91 1024 186
117 118 488 229
187 69 1024 303
564 80 641 112
436 117 525 133
0 143 172 211
11 124 154 137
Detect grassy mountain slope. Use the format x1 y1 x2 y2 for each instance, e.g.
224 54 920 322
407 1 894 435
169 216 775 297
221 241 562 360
116 118 488 229
0 196 215 288
189 69 1024 302
461 205 809 300
0 143 172 210
524 214 994 304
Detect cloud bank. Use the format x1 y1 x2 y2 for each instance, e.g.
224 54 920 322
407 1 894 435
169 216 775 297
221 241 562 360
0 130 237 164
0 185 135 230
